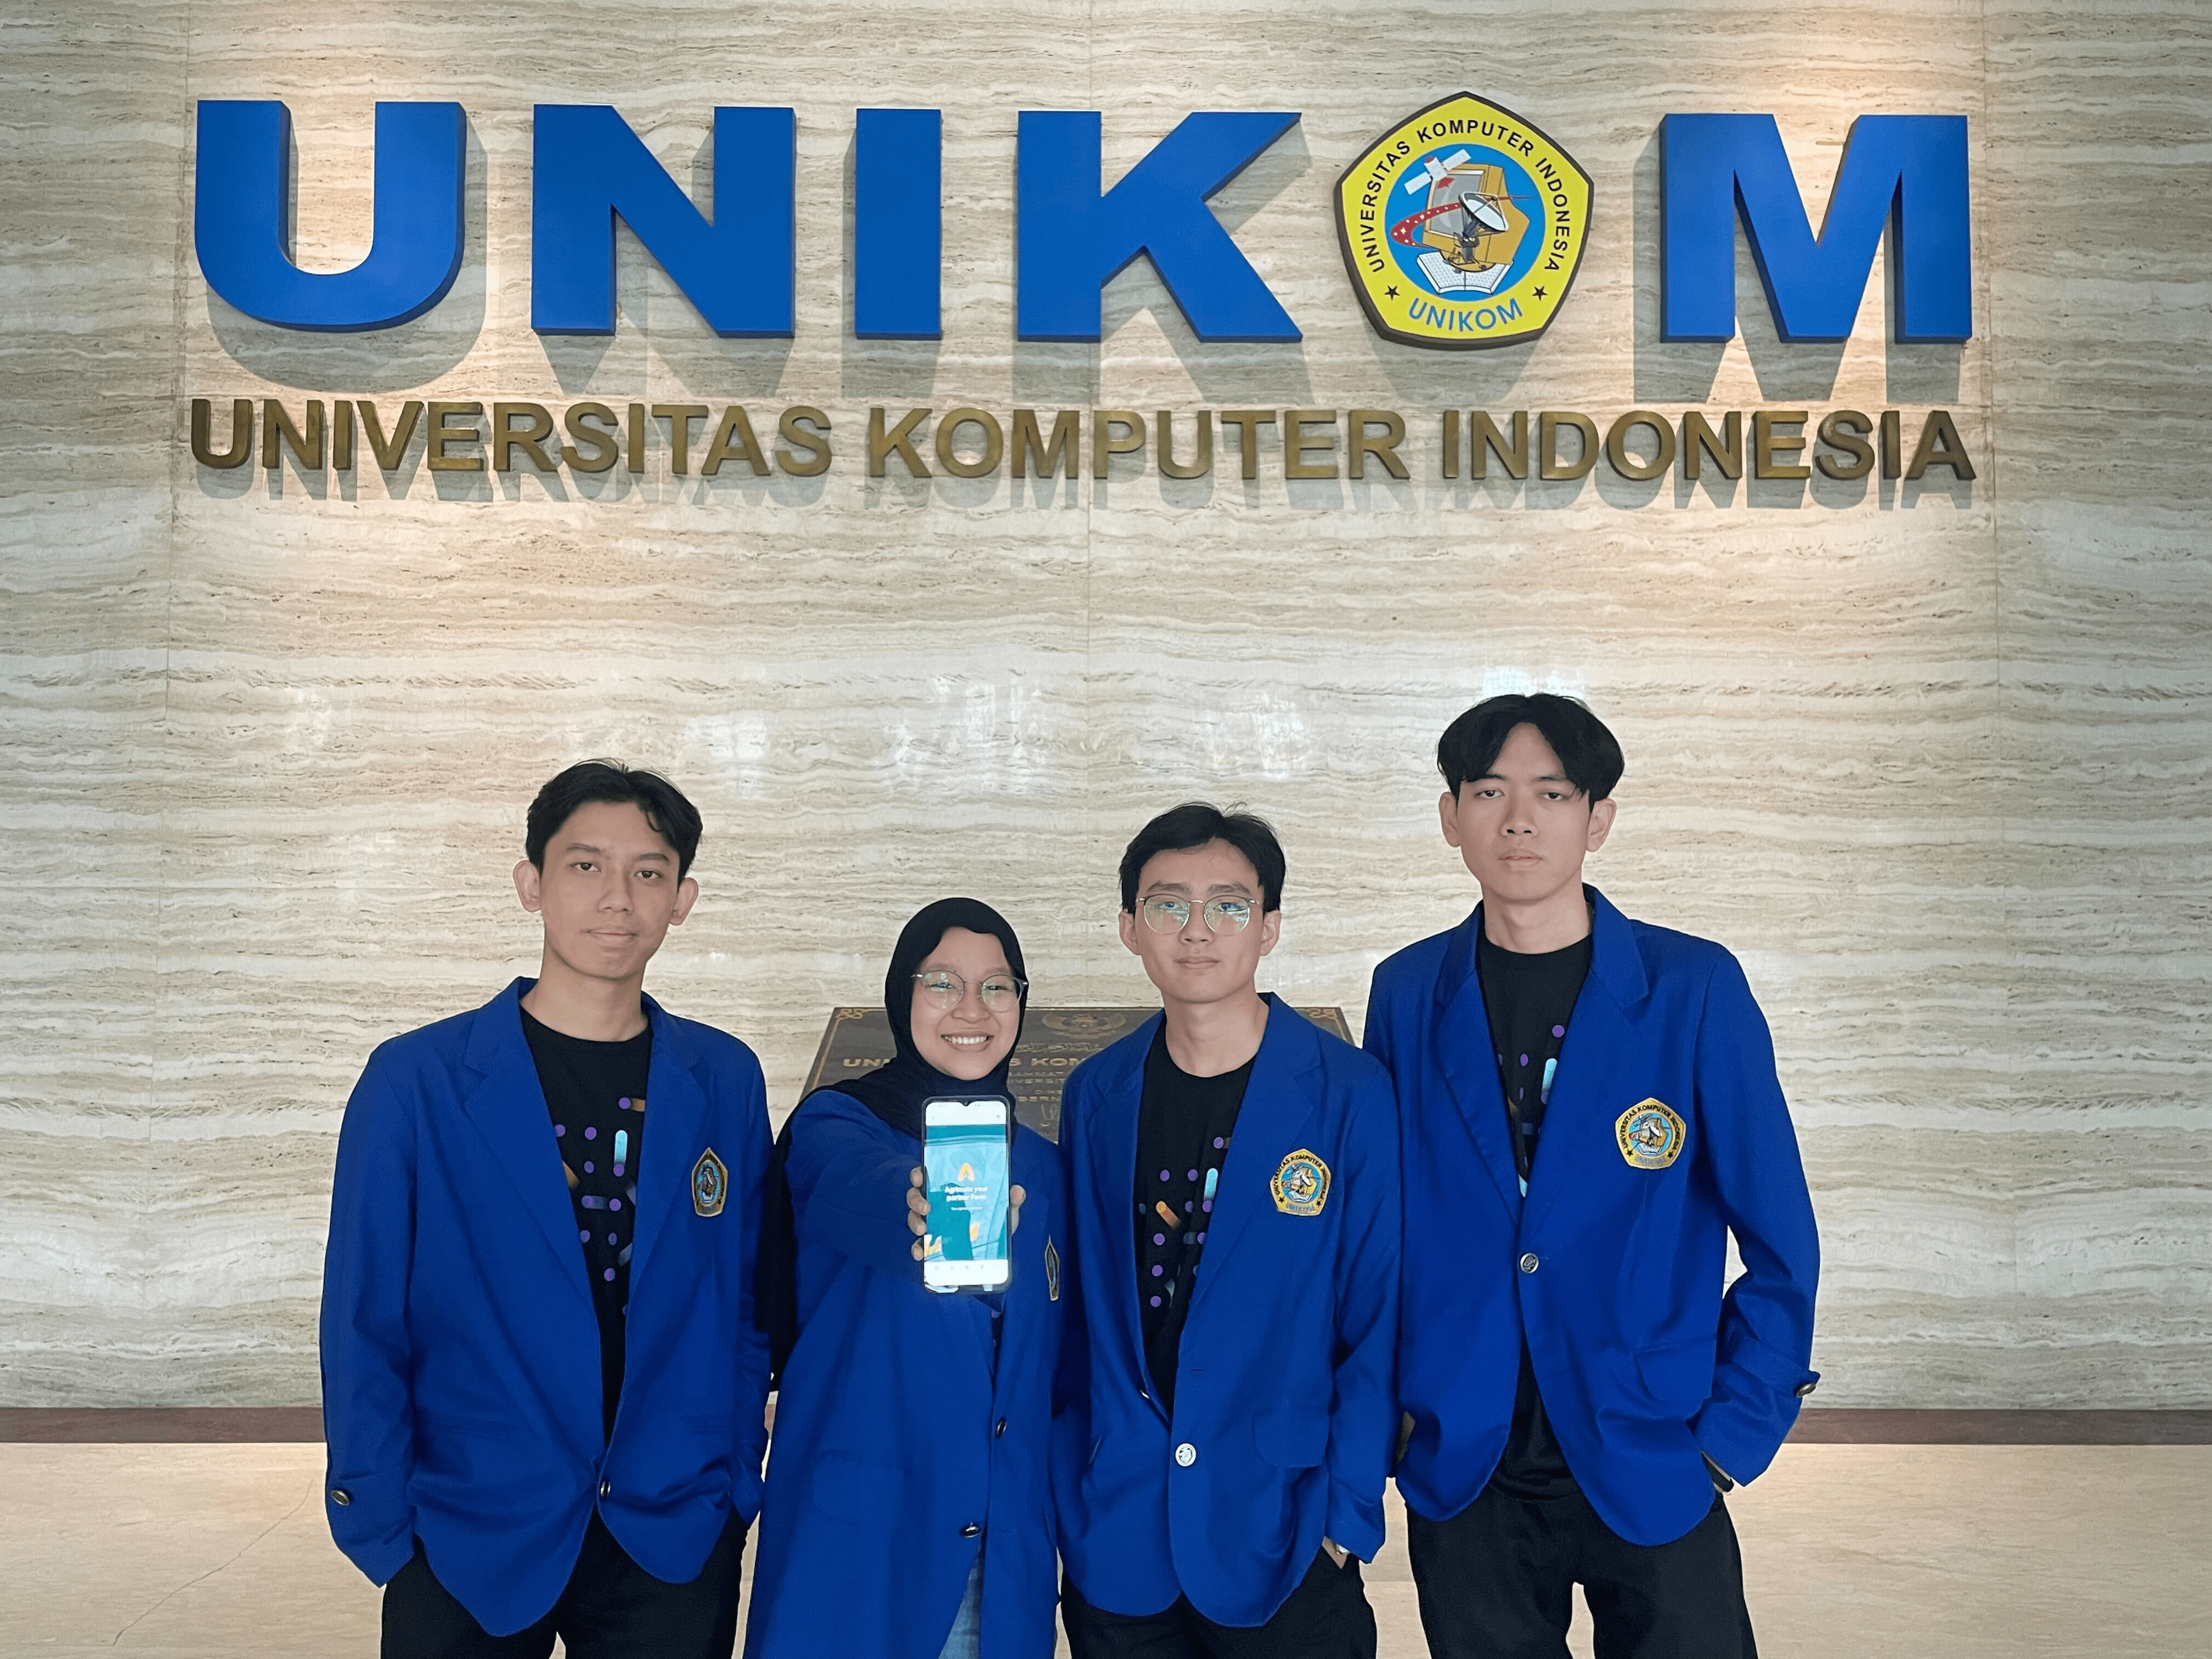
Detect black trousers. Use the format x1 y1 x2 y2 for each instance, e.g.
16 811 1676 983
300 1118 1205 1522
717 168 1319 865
380 1513 746 1659
1063 1551 1378 1659
1408 1484 1756 1659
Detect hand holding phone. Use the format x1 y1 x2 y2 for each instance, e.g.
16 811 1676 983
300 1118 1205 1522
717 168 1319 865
907 1167 1024 1254
910 1098 1022 1291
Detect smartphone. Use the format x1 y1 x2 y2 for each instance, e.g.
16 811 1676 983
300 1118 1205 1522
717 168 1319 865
921 1097 1013 1293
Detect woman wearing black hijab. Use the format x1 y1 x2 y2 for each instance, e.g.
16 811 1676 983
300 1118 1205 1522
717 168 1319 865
745 899 1067 1659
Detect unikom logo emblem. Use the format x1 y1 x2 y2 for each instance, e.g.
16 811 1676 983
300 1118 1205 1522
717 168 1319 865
188 98 1973 348
1334 92 1592 351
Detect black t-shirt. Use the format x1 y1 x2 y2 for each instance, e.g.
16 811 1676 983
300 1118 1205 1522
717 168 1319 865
1476 926 1591 1500
1133 1025 1254 1414
521 1006 651 1437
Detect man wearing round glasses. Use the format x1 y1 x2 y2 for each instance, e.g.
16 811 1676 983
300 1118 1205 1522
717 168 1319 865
1053 803 1401 1659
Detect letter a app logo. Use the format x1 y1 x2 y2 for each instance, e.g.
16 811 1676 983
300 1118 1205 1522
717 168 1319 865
1335 92 1591 349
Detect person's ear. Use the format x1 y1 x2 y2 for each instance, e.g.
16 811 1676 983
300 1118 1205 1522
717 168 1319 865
514 860 543 913
1118 908 1142 956
1437 788 1464 849
669 876 699 927
1586 797 1618 852
1257 908 1282 958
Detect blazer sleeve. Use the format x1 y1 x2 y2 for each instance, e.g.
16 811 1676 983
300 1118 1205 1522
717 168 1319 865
1323 1062 1403 1562
726 1056 776 1505
317 1049 419 1585
1689 951 1821 1484
783 1096 929 1282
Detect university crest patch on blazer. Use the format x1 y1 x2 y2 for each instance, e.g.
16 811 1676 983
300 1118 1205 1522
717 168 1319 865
1614 1100 1687 1170
692 1147 728 1215
1270 1149 1331 1216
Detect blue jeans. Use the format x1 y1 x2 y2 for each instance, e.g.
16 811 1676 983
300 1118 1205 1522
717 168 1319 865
935 1554 983 1659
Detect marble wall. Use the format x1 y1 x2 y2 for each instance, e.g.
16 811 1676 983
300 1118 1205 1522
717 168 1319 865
1 0 2204 1406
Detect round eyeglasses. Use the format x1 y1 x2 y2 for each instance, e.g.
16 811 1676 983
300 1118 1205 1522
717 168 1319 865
912 969 1027 1012
1138 895 1256 934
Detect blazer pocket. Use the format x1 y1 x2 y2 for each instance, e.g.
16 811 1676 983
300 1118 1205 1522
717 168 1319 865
809 1451 904 1528
684 1413 733 1437
1634 1338 1717 1414
1252 1409 1329 1469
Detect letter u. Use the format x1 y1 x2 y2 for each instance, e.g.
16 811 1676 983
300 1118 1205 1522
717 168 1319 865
194 100 465 331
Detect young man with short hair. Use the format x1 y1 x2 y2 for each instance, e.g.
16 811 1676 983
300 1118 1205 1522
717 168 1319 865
1364 695 1820 1658
321 761 774 1659
1054 803 1401 1659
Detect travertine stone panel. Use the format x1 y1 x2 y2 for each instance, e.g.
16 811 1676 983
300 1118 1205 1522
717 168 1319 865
0 0 2203 1404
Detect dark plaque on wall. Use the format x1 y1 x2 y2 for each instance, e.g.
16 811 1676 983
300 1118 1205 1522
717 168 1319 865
801 1007 1353 1141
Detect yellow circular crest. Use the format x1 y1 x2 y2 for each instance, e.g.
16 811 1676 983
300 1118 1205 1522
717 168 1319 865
1334 92 1593 351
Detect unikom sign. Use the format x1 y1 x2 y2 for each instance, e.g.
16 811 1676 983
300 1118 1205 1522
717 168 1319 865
191 97 1972 350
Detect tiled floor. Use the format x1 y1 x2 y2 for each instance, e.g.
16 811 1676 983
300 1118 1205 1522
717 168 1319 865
4 1443 2204 1657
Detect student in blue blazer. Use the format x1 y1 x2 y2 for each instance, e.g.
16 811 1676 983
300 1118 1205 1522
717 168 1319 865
1055 804 1400 1659
746 898 1065 1659
320 762 775 1658
1363 695 1821 1659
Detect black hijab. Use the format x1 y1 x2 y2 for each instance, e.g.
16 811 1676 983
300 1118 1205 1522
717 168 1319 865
754 898 1029 1381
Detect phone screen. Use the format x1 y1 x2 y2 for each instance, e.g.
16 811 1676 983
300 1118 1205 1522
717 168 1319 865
922 1098 1012 1293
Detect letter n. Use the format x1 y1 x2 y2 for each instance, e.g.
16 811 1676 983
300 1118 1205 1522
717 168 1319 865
532 105 794 336
1015 111 1301 342
1659 113 1971 342
194 101 464 331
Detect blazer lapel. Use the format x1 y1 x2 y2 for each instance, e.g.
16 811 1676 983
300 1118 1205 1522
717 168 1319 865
1520 888 1651 1238
458 980 594 1303
1433 909 1527 1223
625 994 706 1296
1086 1015 1156 1410
1188 997 1322 1309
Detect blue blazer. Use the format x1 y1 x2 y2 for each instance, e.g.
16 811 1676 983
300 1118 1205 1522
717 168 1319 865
1365 889 1820 1547
1053 999 1401 1628
746 1090 1065 1659
319 979 775 1637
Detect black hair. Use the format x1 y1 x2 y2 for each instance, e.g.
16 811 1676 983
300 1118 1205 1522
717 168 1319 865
1436 694 1625 803
1119 802 1286 914
524 760 704 878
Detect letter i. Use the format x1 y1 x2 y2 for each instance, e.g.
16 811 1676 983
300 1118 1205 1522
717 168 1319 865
853 109 942 339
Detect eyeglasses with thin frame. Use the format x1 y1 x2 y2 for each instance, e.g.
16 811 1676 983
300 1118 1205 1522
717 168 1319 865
1137 894 1257 934
912 969 1028 1012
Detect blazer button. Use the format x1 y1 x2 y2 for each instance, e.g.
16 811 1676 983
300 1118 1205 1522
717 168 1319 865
599 1479 612 1499
1519 1252 1540 1273
1175 1442 1198 1467
1795 1380 1818 1397
994 1418 1008 1437
960 1523 982 1538
328 1489 351 1506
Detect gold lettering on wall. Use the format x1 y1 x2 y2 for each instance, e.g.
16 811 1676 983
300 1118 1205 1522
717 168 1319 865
776 407 833 476
936 409 1005 478
191 398 252 469
180 399 1978 499
425 402 483 472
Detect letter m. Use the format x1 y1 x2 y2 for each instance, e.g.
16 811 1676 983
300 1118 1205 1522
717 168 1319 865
533 105 793 336
1660 114 1970 342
